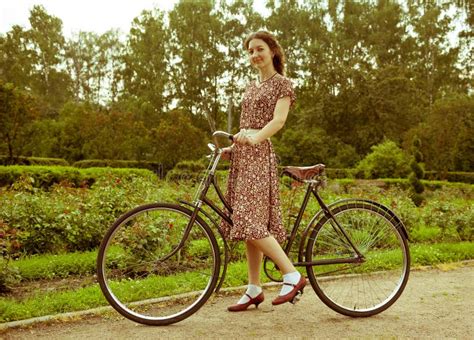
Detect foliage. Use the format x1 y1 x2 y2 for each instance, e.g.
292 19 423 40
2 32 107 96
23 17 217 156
356 140 411 179
415 94 474 173
73 159 164 178
0 155 69 166
0 82 39 162
0 1 472 171
409 138 425 206
0 165 156 189
150 110 208 170
0 220 22 293
0 173 177 255
165 159 207 182
174 160 206 172
424 171 474 184
0 166 85 189
1 170 472 258
1 242 474 322
13 250 97 281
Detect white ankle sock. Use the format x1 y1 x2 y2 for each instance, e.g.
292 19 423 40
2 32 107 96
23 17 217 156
279 271 301 296
237 284 262 304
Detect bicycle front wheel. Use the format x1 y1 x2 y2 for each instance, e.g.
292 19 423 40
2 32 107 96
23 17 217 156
305 201 410 317
97 203 220 326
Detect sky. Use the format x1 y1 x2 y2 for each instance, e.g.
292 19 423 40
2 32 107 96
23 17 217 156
0 0 269 38
0 1 464 48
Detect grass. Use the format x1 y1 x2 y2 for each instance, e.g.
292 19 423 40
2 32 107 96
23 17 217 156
1 242 474 323
13 251 98 281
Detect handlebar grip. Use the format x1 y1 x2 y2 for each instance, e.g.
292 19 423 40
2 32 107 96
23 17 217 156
212 130 234 147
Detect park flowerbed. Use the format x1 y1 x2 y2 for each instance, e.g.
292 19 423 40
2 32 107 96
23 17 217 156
0 171 473 323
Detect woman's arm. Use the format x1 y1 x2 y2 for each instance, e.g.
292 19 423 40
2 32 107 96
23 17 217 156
249 96 291 144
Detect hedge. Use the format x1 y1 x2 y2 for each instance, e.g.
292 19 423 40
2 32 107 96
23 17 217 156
0 166 157 189
72 159 164 178
288 167 473 183
424 171 474 184
0 156 69 166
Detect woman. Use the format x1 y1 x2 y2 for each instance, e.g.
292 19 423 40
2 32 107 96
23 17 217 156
219 30 306 312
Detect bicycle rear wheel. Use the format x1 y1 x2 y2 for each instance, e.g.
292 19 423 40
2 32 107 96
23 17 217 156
305 201 410 317
97 203 220 326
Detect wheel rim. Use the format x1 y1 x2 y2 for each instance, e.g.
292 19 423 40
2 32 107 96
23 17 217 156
308 206 409 314
98 206 218 322
263 256 283 282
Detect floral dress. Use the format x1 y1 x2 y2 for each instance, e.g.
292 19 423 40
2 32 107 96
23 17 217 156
219 73 296 243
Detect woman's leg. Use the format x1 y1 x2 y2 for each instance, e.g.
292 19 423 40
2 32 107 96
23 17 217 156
250 236 305 301
248 236 296 274
228 241 264 310
246 240 263 285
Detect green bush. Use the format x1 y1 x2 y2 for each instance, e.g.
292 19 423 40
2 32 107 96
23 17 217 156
1 171 472 257
174 160 206 172
424 171 474 184
0 156 69 166
0 165 157 189
0 173 168 255
421 199 474 242
324 168 357 179
409 225 441 243
73 159 164 178
0 220 22 292
356 140 411 179
165 160 207 182
165 169 202 182
0 166 86 188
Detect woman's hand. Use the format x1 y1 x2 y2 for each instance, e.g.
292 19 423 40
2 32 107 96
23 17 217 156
221 146 233 161
234 129 258 146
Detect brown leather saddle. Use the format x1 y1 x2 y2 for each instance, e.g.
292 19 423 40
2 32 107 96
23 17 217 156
282 164 326 182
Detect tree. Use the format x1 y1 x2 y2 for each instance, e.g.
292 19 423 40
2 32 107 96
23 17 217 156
356 140 411 179
409 138 425 206
219 0 264 132
407 2 464 107
150 110 207 170
65 30 123 104
168 0 226 132
27 5 71 111
0 82 39 162
418 94 474 173
0 26 33 88
119 9 169 126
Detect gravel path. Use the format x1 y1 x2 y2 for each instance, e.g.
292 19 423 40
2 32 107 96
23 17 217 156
1 263 473 339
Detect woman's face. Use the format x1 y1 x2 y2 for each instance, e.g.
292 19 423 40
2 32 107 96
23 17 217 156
247 38 274 70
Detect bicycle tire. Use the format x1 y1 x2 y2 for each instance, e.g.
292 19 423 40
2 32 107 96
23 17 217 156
97 202 220 326
305 201 410 317
263 255 283 282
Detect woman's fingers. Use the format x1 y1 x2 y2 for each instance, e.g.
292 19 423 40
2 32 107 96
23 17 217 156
234 130 251 145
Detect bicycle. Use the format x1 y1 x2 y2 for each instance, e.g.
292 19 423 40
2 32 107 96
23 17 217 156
97 131 410 326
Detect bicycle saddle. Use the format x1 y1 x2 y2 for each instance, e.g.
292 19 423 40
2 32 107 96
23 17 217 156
282 164 325 181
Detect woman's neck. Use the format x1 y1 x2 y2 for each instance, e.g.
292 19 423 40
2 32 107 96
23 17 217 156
258 66 277 82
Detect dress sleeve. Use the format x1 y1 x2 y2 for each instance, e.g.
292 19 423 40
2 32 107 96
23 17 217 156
277 77 296 107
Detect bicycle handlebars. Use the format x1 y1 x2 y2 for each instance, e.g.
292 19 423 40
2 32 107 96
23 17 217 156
212 130 234 149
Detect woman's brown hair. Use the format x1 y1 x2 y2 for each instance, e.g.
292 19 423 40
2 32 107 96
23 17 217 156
243 31 286 76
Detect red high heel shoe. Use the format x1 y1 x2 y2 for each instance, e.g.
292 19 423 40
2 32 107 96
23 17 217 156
272 276 307 305
227 292 265 312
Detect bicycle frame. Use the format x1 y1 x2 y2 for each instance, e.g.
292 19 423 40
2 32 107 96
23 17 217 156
179 143 364 272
